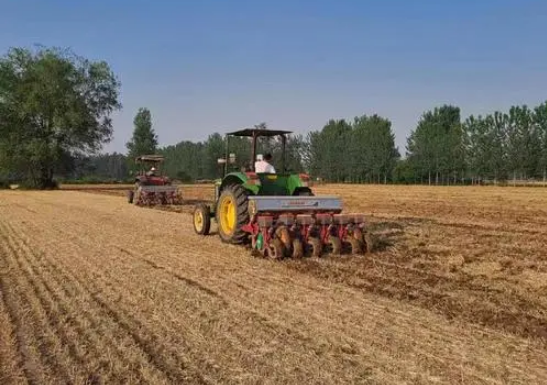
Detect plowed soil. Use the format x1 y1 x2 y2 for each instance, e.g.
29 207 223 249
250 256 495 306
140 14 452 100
1 185 547 384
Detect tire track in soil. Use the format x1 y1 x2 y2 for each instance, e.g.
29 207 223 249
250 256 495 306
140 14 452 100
25 201 383 384
119 248 226 302
6 221 174 385
0 222 66 385
0 268 33 385
43 229 228 384
8 217 210 385
0 287 28 385
52 257 215 384
13 215 214 384
0 221 97 384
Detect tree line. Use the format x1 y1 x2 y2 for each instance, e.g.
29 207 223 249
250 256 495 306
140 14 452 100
2 45 547 187
76 101 547 185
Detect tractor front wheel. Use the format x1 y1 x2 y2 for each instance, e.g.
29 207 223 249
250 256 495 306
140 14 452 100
216 184 249 244
193 204 211 235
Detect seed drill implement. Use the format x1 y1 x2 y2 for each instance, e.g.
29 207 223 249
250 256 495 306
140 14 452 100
192 128 373 259
127 155 182 206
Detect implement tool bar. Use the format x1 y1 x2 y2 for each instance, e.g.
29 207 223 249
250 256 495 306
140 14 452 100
249 196 342 213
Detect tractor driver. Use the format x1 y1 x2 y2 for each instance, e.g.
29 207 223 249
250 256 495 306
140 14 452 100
146 167 156 177
255 153 275 173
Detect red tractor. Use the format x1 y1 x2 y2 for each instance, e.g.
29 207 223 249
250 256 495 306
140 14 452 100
127 155 182 205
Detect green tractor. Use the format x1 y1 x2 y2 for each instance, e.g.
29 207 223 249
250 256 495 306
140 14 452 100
192 128 372 259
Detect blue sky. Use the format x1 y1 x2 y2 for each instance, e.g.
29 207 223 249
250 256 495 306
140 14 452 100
1 0 546 154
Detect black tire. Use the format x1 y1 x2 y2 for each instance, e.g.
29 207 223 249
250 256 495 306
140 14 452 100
215 184 249 244
193 204 211 235
127 190 134 203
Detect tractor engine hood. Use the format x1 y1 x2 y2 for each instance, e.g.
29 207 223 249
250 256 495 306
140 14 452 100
248 196 342 215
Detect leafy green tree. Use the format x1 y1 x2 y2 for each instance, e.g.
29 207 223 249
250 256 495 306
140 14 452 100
406 105 463 184
126 107 158 160
0 46 121 188
262 133 306 173
392 158 415 184
534 102 547 183
351 114 399 183
205 133 226 179
506 105 541 181
308 119 352 182
463 115 489 182
484 111 509 182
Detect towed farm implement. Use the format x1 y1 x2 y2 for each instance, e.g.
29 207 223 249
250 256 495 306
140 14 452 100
127 155 182 206
192 128 373 259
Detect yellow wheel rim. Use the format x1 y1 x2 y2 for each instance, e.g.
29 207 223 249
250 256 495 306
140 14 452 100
219 195 236 234
194 210 203 231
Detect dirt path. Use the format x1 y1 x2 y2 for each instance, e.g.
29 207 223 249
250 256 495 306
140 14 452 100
1 190 547 384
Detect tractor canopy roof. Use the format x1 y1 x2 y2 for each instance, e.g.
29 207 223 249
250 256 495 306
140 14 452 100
226 128 293 137
135 155 165 163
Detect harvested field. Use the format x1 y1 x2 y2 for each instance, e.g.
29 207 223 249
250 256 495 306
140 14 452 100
1 185 547 384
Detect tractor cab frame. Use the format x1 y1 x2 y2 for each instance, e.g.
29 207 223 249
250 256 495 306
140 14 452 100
127 154 182 206
220 128 292 175
134 155 170 186
215 128 312 200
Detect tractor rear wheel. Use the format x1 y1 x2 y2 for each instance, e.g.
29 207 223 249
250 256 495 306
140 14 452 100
193 204 211 235
216 184 249 244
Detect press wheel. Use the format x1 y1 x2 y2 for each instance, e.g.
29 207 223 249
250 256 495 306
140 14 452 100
364 231 374 254
267 239 285 260
328 236 342 255
291 238 304 258
348 237 364 255
308 237 322 258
